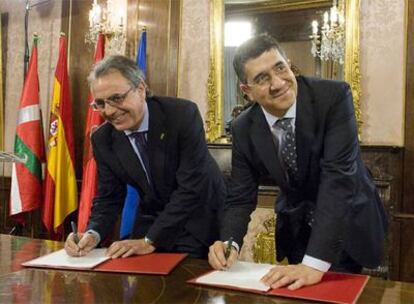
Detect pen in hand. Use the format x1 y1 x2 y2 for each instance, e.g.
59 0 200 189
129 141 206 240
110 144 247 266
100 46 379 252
71 221 80 244
225 237 234 260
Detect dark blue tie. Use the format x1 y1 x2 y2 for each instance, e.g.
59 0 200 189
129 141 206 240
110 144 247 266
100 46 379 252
130 131 152 184
274 118 298 181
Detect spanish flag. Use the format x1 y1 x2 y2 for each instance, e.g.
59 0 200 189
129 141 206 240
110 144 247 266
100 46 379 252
42 34 78 237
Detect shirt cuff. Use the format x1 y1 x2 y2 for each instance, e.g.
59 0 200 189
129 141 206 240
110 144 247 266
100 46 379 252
302 254 331 272
224 240 240 252
86 229 101 244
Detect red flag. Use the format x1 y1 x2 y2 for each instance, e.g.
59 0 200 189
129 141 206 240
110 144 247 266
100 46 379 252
42 35 78 238
9 36 45 221
77 33 105 232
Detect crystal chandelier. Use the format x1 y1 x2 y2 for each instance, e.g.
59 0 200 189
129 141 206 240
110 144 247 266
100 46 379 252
310 0 345 64
85 0 126 54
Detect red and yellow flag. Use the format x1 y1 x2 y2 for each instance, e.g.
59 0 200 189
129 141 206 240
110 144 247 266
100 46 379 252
77 33 105 232
9 36 45 220
42 35 78 237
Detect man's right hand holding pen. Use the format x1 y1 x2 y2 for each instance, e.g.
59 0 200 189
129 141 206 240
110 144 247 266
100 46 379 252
208 237 238 270
64 230 99 257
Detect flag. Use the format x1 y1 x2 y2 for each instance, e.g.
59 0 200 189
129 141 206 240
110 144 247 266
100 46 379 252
42 35 78 237
9 36 45 221
120 30 147 239
77 33 105 233
120 186 139 239
136 30 147 76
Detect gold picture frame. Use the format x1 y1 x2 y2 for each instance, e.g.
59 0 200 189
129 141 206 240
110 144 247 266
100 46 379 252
206 0 362 142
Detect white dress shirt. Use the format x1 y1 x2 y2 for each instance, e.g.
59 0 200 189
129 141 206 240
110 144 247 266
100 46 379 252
259 102 331 273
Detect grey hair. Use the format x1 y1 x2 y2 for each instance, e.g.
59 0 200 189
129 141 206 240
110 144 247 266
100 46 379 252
88 55 151 96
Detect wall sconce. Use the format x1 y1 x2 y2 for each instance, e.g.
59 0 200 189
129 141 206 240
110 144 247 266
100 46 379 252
85 0 126 54
309 0 345 64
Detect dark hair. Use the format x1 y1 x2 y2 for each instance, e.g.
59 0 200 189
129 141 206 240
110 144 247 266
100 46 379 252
88 55 151 95
233 33 288 84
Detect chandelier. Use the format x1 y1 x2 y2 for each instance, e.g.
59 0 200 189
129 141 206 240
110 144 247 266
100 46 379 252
85 0 126 54
309 0 345 64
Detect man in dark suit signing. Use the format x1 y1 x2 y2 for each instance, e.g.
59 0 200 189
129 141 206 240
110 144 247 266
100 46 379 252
65 55 225 259
208 34 387 289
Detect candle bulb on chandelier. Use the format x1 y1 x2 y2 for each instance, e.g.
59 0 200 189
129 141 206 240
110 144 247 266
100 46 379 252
330 6 338 26
339 14 345 26
312 20 318 35
323 11 329 27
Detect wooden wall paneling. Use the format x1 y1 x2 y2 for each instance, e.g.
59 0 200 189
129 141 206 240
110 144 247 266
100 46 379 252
390 218 402 280
361 147 403 212
126 0 139 59
138 0 169 95
360 146 403 279
399 0 414 282
136 0 180 96
395 217 414 281
65 0 94 177
0 177 11 234
166 0 180 96
404 0 414 213
0 14 6 106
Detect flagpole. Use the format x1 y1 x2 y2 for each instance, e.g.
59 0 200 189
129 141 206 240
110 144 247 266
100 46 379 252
23 0 51 78
28 32 38 238
23 0 30 78
11 0 31 235
11 0 26 233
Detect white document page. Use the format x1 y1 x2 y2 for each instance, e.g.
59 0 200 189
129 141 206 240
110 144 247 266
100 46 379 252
22 248 110 270
196 261 273 292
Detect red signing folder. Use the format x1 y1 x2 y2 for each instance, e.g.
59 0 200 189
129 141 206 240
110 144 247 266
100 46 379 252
189 271 369 304
23 249 186 275
95 253 187 275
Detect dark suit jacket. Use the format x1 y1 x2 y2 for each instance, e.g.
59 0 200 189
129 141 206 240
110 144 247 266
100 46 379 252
221 76 387 268
87 96 225 253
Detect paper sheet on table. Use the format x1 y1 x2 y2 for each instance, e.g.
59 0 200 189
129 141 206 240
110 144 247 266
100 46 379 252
195 261 273 291
22 248 109 270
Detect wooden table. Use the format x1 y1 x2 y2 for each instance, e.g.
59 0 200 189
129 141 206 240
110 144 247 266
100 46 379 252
0 234 413 303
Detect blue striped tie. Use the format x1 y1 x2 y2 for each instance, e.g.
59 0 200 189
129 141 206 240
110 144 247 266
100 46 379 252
274 118 298 181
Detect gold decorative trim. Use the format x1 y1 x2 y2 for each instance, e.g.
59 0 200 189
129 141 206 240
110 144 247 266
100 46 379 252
344 0 363 140
253 216 276 264
206 0 224 142
227 0 331 15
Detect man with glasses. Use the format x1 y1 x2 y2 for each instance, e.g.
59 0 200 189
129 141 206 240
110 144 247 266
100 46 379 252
208 34 386 289
65 55 225 259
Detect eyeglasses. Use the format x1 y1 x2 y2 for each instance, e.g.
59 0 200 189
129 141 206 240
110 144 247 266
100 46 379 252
90 86 135 111
247 62 290 88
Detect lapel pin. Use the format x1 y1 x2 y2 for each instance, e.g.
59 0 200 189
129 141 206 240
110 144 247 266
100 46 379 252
160 133 165 140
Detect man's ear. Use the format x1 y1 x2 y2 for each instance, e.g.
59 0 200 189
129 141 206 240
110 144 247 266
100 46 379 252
240 83 253 101
137 81 147 96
